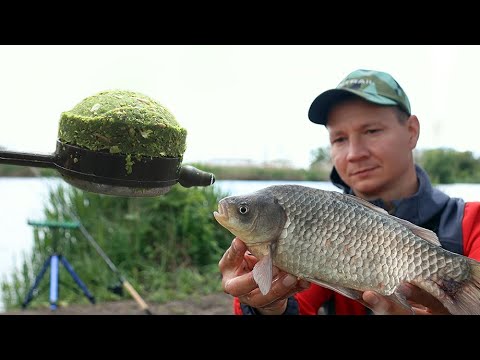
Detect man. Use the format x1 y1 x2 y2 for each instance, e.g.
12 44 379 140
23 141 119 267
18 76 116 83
218 69 480 315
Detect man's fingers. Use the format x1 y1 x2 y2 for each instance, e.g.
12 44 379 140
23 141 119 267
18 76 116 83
362 291 413 315
298 279 311 290
399 283 449 314
244 252 258 271
239 273 305 309
218 239 310 313
362 286 449 315
278 280 311 301
218 238 248 272
225 267 280 297
254 277 311 315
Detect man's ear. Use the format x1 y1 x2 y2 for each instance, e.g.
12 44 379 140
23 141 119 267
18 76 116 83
407 115 420 149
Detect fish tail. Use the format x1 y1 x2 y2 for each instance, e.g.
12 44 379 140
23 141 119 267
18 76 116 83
430 259 480 315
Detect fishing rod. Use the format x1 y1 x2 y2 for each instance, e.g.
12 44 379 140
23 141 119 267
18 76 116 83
61 199 153 315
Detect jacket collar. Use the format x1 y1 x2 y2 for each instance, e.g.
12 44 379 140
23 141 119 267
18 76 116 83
330 164 451 226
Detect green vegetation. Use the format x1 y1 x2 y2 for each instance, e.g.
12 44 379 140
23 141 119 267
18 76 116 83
0 164 38 177
188 148 332 181
1 184 233 310
189 162 328 181
416 148 480 184
0 164 57 177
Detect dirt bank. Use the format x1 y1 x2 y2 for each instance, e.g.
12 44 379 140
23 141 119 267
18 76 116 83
1 292 234 315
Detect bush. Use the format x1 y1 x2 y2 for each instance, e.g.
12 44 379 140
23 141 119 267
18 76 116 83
1 183 233 310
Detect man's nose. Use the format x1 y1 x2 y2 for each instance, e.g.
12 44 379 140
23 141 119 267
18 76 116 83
346 138 369 162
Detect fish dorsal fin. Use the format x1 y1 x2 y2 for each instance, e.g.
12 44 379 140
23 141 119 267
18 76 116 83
343 193 441 247
305 277 363 300
393 217 441 246
343 193 389 215
253 251 273 295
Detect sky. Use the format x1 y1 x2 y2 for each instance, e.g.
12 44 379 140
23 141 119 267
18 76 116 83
0 45 479 169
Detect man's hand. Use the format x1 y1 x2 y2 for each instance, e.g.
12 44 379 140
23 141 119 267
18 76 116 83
362 283 450 315
218 237 310 315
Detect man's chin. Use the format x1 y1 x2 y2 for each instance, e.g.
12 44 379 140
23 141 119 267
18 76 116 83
350 180 381 198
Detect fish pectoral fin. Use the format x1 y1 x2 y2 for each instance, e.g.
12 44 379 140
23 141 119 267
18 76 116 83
305 278 363 300
253 254 273 295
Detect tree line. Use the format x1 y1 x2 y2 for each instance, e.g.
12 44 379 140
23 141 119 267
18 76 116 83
1 146 480 184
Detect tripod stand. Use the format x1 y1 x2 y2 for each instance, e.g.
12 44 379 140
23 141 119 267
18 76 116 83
22 220 95 311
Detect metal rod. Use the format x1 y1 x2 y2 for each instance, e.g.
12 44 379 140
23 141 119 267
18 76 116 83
0 149 57 168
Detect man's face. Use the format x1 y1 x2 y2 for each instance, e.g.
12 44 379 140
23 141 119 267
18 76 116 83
326 98 418 199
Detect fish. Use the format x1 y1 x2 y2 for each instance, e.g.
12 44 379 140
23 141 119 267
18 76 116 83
213 184 480 315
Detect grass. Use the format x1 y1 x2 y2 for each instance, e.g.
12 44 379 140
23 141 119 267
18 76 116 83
1 183 234 310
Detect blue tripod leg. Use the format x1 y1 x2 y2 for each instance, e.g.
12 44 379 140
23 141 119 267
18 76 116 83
22 255 52 309
50 254 59 310
59 256 95 304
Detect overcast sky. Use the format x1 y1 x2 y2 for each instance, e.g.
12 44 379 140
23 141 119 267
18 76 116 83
0 45 478 169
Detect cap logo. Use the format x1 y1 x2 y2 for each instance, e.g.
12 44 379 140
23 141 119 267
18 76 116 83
338 78 373 89
307 69 412 125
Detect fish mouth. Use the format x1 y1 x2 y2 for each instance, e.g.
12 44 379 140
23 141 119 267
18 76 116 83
213 200 229 224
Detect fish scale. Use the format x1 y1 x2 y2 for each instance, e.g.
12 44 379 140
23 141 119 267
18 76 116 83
273 186 423 292
214 184 480 314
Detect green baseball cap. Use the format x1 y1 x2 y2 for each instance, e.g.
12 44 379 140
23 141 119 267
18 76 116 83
308 69 411 125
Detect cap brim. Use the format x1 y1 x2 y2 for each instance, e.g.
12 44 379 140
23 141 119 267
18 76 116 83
308 89 353 125
308 88 398 125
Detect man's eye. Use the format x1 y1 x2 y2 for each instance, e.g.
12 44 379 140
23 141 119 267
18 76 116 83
332 137 346 144
366 129 380 134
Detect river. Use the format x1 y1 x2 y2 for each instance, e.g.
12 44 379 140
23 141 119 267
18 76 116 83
1 177 480 311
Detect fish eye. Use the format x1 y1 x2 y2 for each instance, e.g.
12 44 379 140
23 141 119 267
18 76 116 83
238 205 249 215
